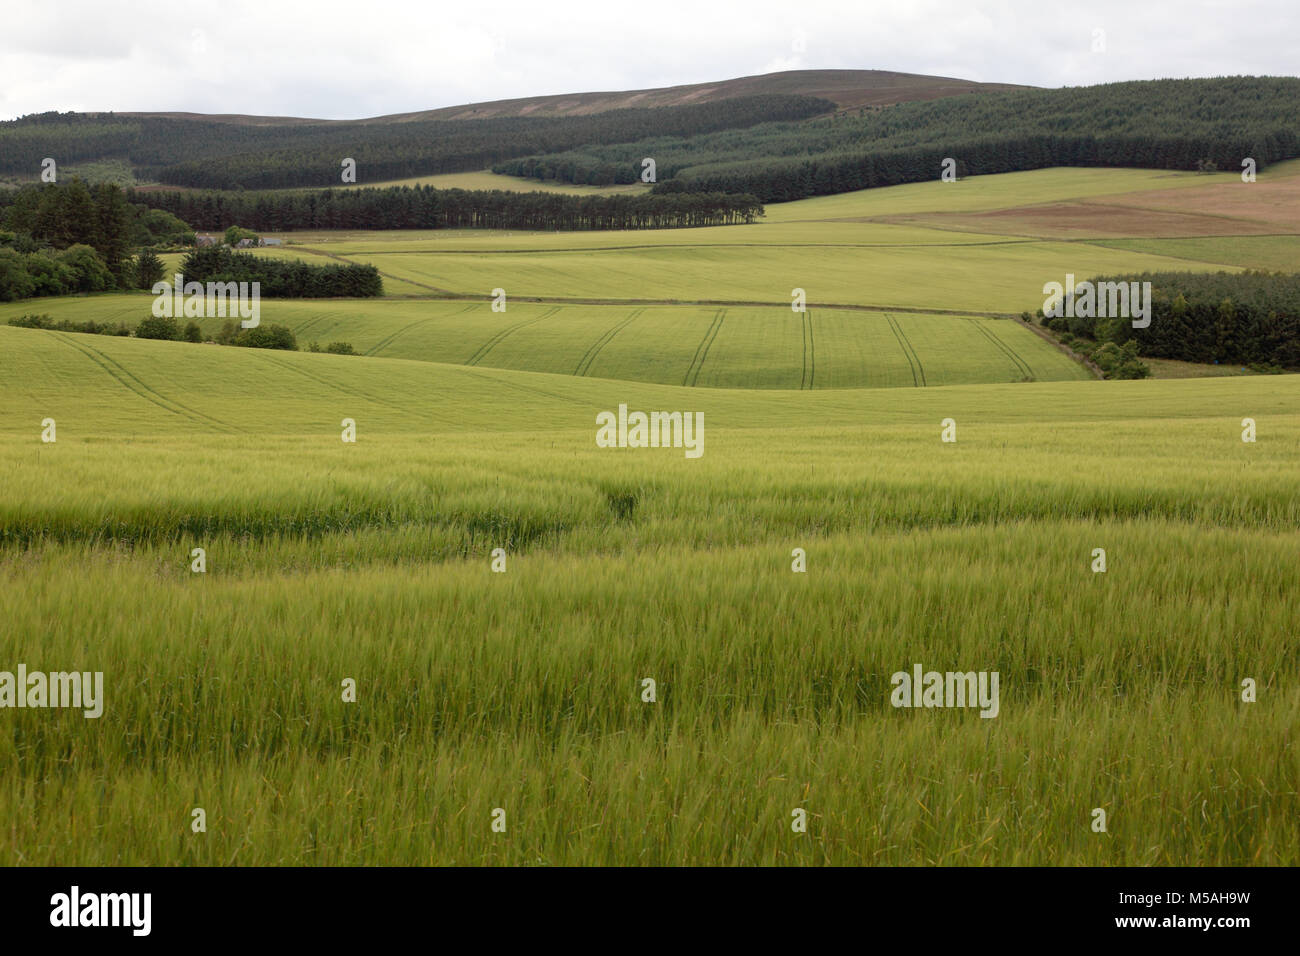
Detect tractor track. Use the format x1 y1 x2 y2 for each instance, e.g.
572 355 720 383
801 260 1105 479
574 308 643 377
682 309 726 387
53 332 243 433
464 307 560 367
885 313 926 387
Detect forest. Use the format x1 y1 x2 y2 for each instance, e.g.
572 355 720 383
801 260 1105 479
0 95 833 190
493 77 1300 201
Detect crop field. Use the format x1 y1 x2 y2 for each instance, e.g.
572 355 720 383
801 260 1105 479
2 164 1297 867
0 296 1087 388
226 166 1286 316
1 328 1298 865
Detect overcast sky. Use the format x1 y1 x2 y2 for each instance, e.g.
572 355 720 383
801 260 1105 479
2 0 1295 121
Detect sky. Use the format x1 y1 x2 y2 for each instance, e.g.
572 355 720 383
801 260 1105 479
2 0 1296 120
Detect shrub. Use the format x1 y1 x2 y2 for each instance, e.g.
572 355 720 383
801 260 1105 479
58 244 115 292
0 249 35 301
7 313 54 329
136 316 180 340
24 252 77 296
325 341 356 355
232 323 296 350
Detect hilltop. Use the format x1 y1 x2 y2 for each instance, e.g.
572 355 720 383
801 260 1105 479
103 69 1028 125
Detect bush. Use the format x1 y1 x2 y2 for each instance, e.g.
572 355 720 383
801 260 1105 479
24 252 76 296
231 323 296 350
224 225 259 247
0 248 35 301
183 321 202 343
1090 340 1150 379
58 244 115 292
7 313 54 329
325 341 356 354
8 313 130 335
136 315 180 340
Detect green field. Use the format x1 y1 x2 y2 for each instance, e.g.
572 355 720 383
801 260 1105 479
232 167 1263 315
1 328 1297 864
2 166 1297 866
0 297 1088 388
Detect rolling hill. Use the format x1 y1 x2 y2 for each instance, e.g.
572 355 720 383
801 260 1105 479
105 69 1030 125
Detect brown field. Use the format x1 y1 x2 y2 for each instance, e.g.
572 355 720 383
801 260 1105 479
1111 173 1300 232
887 201 1283 239
882 162 1300 240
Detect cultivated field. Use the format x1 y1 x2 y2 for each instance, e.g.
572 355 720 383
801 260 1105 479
1 165 1296 865
0 297 1087 388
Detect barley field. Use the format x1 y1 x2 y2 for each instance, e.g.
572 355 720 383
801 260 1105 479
1 166 1297 866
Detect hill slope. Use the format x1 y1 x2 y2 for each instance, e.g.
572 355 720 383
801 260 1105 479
106 69 1029 125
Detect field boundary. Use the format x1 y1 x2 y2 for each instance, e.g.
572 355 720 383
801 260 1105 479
1012 313 1103 379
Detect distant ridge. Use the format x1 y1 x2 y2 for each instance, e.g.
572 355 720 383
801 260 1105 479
106 69 1031 125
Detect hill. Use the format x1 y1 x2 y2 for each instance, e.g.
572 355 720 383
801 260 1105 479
500 76 1300 193
104 69 1029 125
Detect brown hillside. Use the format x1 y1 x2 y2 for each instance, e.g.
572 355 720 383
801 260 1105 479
109 69 1030 126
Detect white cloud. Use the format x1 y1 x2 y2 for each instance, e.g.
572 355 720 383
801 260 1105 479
0 0 1295 120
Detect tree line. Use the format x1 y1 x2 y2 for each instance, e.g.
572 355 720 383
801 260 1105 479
0 95 833 190
129 185 765 231
9 310 313 351
181 247 383 297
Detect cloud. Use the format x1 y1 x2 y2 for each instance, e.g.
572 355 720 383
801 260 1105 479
1 0 1295 120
